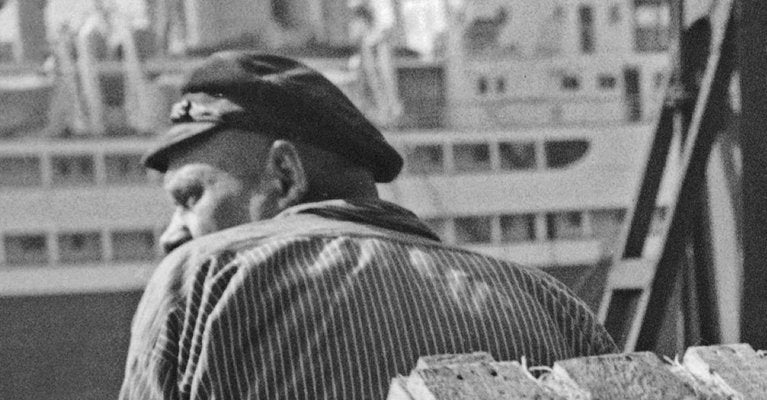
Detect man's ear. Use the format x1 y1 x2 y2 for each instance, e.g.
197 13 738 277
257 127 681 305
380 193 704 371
266 140 309 209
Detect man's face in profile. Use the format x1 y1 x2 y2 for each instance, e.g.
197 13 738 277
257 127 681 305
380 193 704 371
157 128 278 254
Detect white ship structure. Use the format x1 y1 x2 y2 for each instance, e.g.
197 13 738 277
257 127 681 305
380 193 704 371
0 0 678 298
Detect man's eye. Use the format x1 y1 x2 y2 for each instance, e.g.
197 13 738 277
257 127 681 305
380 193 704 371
182 194 199 209
176 187 202 209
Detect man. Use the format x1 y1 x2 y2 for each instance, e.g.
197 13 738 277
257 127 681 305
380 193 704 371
121 51 616 400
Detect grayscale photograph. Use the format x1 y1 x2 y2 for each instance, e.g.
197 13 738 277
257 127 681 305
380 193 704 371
0 0 765 398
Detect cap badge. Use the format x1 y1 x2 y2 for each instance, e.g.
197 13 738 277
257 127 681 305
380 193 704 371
170 99 223 123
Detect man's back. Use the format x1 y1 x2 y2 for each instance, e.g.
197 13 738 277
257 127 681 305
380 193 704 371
121 199 616 399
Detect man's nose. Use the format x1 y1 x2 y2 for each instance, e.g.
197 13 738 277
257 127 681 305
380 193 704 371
159 218 193 254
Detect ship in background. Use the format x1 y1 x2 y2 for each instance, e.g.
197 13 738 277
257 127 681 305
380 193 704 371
0 0 684 397
0 0 679 293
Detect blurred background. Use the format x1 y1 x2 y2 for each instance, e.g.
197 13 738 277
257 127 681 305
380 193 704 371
0 0 762 398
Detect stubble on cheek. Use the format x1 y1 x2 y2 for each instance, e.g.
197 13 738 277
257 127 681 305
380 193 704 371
209 194 253 232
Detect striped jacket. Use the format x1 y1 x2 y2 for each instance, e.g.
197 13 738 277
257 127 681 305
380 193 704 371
120 199 616 399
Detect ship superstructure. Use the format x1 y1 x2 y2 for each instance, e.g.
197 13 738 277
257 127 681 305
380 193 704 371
0 0 675 293
0 1 684 397
379 0 675 269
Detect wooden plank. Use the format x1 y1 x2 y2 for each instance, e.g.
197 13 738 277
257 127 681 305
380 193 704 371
401 362 563 400
547 352 700 400
387 345 767 399
684 344 767 399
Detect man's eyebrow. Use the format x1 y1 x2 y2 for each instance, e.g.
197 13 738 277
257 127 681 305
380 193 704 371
163 168 204 195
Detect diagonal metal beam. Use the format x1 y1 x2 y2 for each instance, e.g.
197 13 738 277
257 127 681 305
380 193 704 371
635 0 736 351
599 0 736 352
620 106 675 260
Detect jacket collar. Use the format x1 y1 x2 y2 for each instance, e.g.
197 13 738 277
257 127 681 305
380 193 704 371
277 198 441 242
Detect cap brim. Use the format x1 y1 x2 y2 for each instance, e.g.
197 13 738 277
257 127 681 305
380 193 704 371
142 122 219 172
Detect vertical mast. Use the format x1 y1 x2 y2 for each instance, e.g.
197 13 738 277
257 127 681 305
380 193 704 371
738 0 767 349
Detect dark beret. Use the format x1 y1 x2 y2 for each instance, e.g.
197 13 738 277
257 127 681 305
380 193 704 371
142 51 403 183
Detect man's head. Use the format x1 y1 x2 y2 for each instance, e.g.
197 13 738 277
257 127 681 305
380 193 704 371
144 51 403 253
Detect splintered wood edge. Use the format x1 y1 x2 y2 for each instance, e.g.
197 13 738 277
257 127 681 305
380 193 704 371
666 362 736 400
539 367 590 400
683 343 767 399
